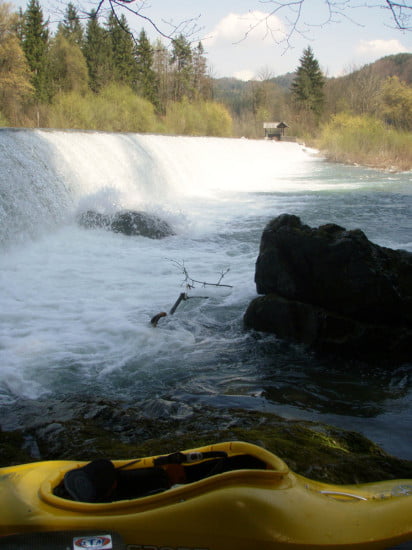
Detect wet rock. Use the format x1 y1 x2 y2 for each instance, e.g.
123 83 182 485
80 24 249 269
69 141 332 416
244 214 412 363
1 397 412 485
78 210 175 239
141 399 194 420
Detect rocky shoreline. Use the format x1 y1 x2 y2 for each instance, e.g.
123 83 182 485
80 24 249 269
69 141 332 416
1 396 412 485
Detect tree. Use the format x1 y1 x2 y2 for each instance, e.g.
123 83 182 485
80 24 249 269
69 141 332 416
135 28 158 107
152 39 171 114
170 34 193 101
83 10 112 92
49 32 89 95
192 41 211 100
326 65 382 117
379 76 412 130
291 46 325 118
107 13 136 87
58 2 83 47
21 0 50 102
72 1 411 47
0 2 33 123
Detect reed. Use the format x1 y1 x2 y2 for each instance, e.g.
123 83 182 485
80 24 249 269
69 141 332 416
317 113 412 171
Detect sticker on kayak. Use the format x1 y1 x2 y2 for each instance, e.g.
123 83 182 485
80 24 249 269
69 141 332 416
73 535 113 549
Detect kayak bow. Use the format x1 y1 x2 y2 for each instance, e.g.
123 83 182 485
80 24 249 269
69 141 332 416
0 441 411 549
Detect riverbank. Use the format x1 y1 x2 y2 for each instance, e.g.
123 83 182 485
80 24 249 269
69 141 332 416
313 114 412 172
1 397 412 485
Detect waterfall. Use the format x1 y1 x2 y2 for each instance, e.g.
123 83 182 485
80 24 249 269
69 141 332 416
0 128 317 248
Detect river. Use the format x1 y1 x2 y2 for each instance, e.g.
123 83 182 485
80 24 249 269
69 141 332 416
1 128 411 459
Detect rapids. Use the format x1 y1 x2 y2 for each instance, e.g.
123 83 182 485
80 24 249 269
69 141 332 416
0 128 411 459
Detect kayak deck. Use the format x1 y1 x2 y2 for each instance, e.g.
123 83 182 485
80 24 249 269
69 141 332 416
0 441 411 549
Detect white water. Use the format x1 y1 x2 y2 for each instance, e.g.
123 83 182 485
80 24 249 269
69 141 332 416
1 129 411 458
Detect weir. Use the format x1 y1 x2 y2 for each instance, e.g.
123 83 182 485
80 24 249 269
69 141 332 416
0 128 316 248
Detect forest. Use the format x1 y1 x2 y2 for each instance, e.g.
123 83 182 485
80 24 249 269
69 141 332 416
1 0 411 169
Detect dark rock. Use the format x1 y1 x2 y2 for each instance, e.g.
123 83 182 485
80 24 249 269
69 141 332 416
244 214 412 362
77 210 110 230
244 293 412 362
78 210 175 239
2 397 412 485
110 211 174 239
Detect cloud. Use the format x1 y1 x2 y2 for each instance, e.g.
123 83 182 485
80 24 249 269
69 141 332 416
232 69 256 81
207 11 285 46
356 39 408 58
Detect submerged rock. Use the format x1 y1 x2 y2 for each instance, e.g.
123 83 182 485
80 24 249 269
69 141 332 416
244 214 412 363
78 210 175 239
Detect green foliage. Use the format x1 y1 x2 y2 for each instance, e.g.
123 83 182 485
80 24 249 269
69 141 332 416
379 76 412 131
291 46 325 118
135 28 159 107
58 2 83 47
170 34 193 101
163 98 232 137
49 84 158 132
48 33 88 95
107 13 136 87
0 110 9 126
0 3 33 123
317 113 412 170
21 0 50 102
192 41 211 100
83 11 112 93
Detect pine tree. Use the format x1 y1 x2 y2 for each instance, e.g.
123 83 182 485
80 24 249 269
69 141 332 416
152 39 170 114
192 41 211 100
58 2 83 48
107 13 136 87
170 34 193 101
291 46 325 117
135 28 158 107
21 0 50 102
83 10 112 93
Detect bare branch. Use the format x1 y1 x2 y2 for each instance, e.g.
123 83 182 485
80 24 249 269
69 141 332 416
168 259 233 291
90 0 203 41
245 0 411 50
384 0 412 30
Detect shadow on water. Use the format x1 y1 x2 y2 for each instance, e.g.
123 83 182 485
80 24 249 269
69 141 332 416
249 334 412 418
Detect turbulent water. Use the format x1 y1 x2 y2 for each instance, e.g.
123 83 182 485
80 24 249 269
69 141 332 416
1 128 411 459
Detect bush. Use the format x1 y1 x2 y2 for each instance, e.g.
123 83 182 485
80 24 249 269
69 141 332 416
48 84 158 132
163 98 232 137
317 113 412 170
0 111 9 126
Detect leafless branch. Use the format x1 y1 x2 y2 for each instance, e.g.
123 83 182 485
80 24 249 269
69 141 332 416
383 0 412 30
168 259 232 291
91 0 203 41
244 0 411 50
150 261 232 327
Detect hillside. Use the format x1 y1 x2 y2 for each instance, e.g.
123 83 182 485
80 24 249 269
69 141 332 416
352 53 412 84
212 53 412 106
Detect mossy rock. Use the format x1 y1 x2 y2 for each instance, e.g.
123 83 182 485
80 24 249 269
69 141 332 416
1 399 411 486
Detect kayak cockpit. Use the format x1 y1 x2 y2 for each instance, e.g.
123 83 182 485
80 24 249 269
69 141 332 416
52 450 274 504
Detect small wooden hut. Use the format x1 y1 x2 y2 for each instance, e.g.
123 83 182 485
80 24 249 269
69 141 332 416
263 122 289 140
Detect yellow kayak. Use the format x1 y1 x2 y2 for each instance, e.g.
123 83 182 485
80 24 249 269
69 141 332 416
0 441 411 549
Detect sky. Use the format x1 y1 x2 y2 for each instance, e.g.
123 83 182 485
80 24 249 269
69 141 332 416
15 0 412 80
